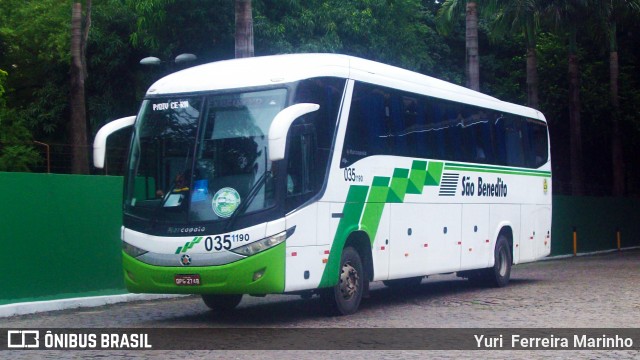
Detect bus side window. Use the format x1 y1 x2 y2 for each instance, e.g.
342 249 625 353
526 119 549 168
389 94 408 156
341 84 385 167
286 124 317 211
294 77 346 180
501 116 526 167
413 98 428 158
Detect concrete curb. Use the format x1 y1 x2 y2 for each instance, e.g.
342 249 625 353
0 294 186 318
542 245 640 261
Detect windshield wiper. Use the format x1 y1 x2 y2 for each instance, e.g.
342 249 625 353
224 170 270 232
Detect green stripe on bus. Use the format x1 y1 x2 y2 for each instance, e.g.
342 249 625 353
319 185 370 288
444 162 551 177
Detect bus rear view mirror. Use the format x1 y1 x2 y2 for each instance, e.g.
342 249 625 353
268 103 319 162
93 115 136 168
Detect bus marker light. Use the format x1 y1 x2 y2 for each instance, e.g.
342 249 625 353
485 239 490 243
380 246 386 250
322 258 328 264
423 243 428 248
404 253 409 257
291 252 297 257
253 270 265 282
324 250 330 255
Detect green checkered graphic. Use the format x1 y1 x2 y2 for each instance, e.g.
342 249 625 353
319 160 443 287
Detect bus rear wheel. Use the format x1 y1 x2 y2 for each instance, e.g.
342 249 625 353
201 294 243 312
322 246 364 316
472 235 512 287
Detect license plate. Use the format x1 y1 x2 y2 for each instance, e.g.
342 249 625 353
175 274 201 286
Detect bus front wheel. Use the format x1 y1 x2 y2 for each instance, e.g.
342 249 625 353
201 294 243 312
322 246 364 316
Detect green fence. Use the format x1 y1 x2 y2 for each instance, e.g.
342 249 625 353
0 173 125 306
551 195 640 255
0 173 639 306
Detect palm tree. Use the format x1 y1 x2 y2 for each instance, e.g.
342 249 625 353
490 0 543 109
235 0 254 58
545 0 588 195
596 0 640 196
70 0 91 174
437 0 482 91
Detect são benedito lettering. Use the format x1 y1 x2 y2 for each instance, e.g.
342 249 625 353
461 176 508 197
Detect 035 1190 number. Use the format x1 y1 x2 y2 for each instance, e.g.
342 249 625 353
204 234 250 251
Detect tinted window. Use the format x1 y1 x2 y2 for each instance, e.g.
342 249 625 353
341 81 548 169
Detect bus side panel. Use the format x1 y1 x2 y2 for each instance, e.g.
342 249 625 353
284 203 322 292
520 205 552 263
388 203 462 279
370 203 390 281
283 245 328 292
520 205 537 263
536 207 552 259
460 204 491 271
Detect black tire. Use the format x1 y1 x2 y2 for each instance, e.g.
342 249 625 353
481 234 512 287
382 276 423 289
321 246 364 316
201 294 243 312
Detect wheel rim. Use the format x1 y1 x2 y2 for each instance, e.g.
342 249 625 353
339 261 359 300
498 247 508 277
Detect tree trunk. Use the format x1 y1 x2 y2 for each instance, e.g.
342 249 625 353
525 17 539 109
568 28 583 195
465 1 479 91
235 0 254 58
70 1 90 174
526 47 539 110
610 21 624 196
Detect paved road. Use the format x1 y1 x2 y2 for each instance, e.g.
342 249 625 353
2 250 639 359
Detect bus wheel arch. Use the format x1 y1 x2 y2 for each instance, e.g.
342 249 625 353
344 231 374 282
321 231 372 315
488 227 513 287
497 226 514 265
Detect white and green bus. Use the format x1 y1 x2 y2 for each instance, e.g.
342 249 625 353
94 54 551 315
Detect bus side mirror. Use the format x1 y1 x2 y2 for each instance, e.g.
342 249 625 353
268 103 319 162
93 115 136 168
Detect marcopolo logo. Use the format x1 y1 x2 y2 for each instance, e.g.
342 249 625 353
212 187 241 218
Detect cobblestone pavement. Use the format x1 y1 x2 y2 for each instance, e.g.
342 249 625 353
2 250 639 359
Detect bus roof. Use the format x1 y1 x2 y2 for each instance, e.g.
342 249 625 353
147 53 545 121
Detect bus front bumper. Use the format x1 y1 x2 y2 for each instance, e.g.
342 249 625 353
122 243 286 295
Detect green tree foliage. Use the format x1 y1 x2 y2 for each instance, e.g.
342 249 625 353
0 0 71 139
0 0 639 195
0 69 40 171
254 0 452 76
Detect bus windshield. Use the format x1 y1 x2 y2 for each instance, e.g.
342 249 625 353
124 88 288 224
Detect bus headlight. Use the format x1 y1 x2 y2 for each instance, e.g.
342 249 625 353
122 241 148 258
231 231 287 256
